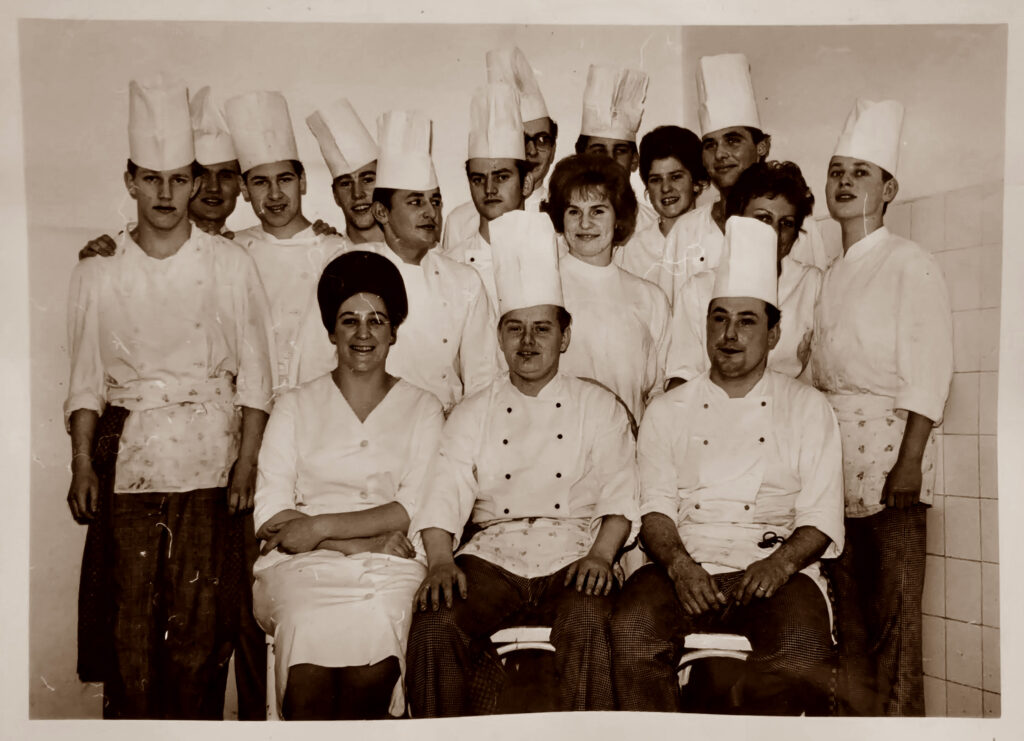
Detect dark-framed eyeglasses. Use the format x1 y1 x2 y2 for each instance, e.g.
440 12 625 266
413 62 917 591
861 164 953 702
524 132 554 150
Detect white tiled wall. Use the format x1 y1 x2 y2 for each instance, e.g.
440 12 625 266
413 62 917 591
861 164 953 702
817 181 1002 717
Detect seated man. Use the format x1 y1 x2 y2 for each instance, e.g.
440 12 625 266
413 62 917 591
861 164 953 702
612 216 844 716
406 211 639 716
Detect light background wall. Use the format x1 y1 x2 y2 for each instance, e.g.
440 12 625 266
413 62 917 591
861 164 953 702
21 20 1005 719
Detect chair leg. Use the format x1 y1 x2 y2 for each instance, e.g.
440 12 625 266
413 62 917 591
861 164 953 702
266 639 279 721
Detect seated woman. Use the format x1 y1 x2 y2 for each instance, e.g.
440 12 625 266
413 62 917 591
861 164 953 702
614 125 709 300
542 153 671 427
667 160 821 386
252 250 444 720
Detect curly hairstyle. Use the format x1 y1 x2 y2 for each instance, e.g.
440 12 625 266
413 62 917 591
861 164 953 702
724 160 815 232
638 125 709 187
541 153 638 246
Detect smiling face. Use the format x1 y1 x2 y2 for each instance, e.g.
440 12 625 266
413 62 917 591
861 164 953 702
498 304 569 389
706 297 779 384
125 164 199 232
467 157 524 222
330 292 395 374
188 160 241 225
743 195 799 265
645 156 697 221
523 117 557 183
825 155 896 223
377 188 443 253
332 160 378 231
563 187 616 263
701 127 767 191
583 136 638 173
241 160 306 232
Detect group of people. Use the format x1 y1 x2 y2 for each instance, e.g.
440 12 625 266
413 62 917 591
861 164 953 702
64 47 953 721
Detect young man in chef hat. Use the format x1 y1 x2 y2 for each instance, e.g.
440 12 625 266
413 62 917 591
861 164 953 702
78 85 244 257
65 74 274 719
406 210 639 716
442 46 558 252
574 63 656 231
811 99 953 716
612 216 844 716
663 54 838 388
444 82 534 312
307 97 385 246
225 90 348 392
350 109 498 415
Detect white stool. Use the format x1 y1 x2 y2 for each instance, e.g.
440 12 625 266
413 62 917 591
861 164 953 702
266 635 280 721
676 632 752 688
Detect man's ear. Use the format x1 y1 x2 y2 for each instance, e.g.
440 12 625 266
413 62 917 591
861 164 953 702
629 151 640 173
560 324 572 353
882 176 899 205
239 178 251 203
299 171 307 196
756 135 772 160
371 201 389 227
522 170 536 200
124 172 138 198
767 320 781 352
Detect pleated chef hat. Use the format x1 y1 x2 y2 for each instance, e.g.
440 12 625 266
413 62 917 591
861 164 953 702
468 83 525 160
128 74 194 172
832 98 904 176
711 216 778 308
224 91 299 173
374 110 438 191
189 86 236 166
697 53 761 135
491 210 564 317
580 64 649 141
486 47 549 122
306 98 379 179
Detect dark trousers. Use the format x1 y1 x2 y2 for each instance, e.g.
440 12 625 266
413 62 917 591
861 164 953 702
611 564 833 715
104 489 234 719
827 505 927 716
231 513 267 720
406 555 616 717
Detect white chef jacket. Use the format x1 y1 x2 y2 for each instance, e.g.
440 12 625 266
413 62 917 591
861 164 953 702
445 232 498 314
638 370 844 595
309 242 499 415
613 218 678 301
233 225 349 393
253 374 444 569
411 372 640 578
65 228 275 493
666 254 823 383
559 253 671 422
811 226 953 517
439 184 549 254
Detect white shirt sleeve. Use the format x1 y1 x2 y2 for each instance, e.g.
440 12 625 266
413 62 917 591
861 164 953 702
252 389 300 533
233 251 276 413
457 275 500 400
393 394 445 523
793 389 846 558
64 260 106 429
587 391 642 545
636 395 683 522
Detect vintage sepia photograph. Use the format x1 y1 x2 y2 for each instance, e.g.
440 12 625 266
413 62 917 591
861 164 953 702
4 3 1019 738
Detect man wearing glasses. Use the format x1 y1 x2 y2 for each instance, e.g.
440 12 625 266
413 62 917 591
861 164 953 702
441 47 558 252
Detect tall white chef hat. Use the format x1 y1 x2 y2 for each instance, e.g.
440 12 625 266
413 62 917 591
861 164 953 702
832 98 905 176
468 83 526 161
486 47 549 122
697 53 761 136
491 210 564 317
580 64 649 141
189 86 236 166
128 73 194 172
711 216 778 308
374 110 439 191
224 91 299 174
306 98 379 179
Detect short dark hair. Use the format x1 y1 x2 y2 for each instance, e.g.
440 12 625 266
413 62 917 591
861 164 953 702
745 127 768 145
639 126 709 187
241 159 304 184
549 119 559 142
126 159 204 179
881 167 895 215
573 135 638 159
463 159 533 187
371 187 396 212
542 153 638 246
766 302 781 329
499 306 572 333
725 161 815 233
